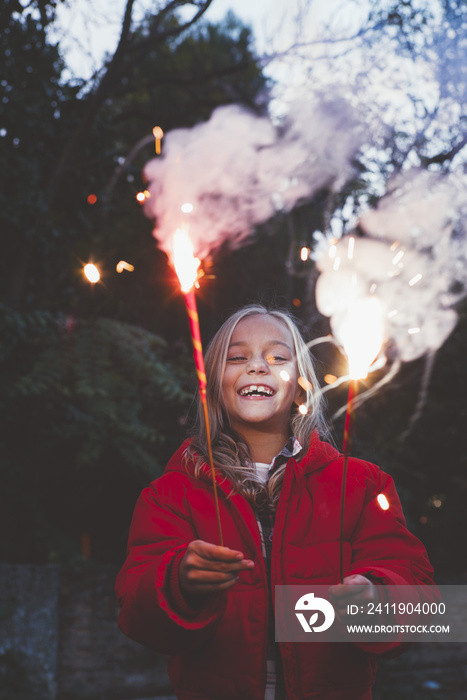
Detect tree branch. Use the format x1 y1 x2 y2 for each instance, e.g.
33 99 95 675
44 0 137 209
126 0 215 53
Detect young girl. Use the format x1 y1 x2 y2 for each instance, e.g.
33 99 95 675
115 304 436 700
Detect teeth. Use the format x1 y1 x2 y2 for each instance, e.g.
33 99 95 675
239 385 274 396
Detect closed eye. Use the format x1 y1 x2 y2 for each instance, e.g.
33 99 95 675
267 355 288 364
226 355 247 362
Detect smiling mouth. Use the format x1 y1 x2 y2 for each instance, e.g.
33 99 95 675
238 385 275 397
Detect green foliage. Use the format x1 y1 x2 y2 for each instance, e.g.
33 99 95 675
0 304 193 562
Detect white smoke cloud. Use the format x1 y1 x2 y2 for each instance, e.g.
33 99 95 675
143 98 364 258
315 169 467 363
142 96 467 367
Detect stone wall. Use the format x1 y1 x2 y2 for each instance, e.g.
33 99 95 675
0 564 174 700
0 564 59 699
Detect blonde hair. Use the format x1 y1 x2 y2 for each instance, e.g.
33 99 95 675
187 304 328 511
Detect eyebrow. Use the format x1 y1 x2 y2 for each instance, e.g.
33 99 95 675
228 340 293 351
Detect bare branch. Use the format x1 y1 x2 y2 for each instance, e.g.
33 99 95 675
421 134 467 168
127 0 215 53
100 134 154 210
44 0 137 208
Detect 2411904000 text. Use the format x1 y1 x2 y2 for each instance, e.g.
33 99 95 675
347 602 446 615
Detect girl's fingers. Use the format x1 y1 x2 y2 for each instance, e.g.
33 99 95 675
185 541 255 573
184 569 239 585
190 540 246 561
179 540 255 595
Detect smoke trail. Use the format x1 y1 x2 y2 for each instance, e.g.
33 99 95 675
143 98 364 258
315 168 467 363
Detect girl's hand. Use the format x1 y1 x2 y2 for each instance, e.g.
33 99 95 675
179 540 255 596
328 574 380 623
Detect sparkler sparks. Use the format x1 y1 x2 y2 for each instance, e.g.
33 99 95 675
409 273 423 287
172 228 201 293
116 260 135 273
83 263 100 283
339 298 384 380
152 126 164 154
377 494 390 510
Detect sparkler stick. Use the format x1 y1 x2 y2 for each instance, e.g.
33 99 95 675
172 229 224 546
339 378 358 583
337 297 384 583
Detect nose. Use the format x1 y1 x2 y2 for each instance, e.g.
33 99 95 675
246 356 269 374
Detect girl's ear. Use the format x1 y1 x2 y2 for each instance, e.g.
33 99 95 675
293 381 307 407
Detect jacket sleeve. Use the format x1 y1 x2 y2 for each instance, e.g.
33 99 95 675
346 462 439 655
348 464 435 586
115 480 227 654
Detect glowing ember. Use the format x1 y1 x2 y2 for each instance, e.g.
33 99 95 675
280 370 291 382
347 237 355 260
84 263 100 284
338 297 384 380
153 126 164 154
181 203 194 213
298 404 308 415
298 376 312 392
87 194 97 205
172 228 201 293
324 373 337 385
392 250 404 265
136 192 146 203
300 247 310 261
116 260 135 273
377 493 390 510
409 273 423 286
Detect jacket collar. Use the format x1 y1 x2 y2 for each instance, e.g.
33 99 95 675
164 431 340 492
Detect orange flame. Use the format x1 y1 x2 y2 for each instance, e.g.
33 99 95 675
172 228 201 293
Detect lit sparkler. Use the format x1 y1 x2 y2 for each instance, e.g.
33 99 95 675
338 298 384 582
171 228 224 545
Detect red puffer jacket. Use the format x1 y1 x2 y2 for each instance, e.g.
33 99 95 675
115 433 436 700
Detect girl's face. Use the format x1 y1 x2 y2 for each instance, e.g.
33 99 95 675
221 315 302 439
